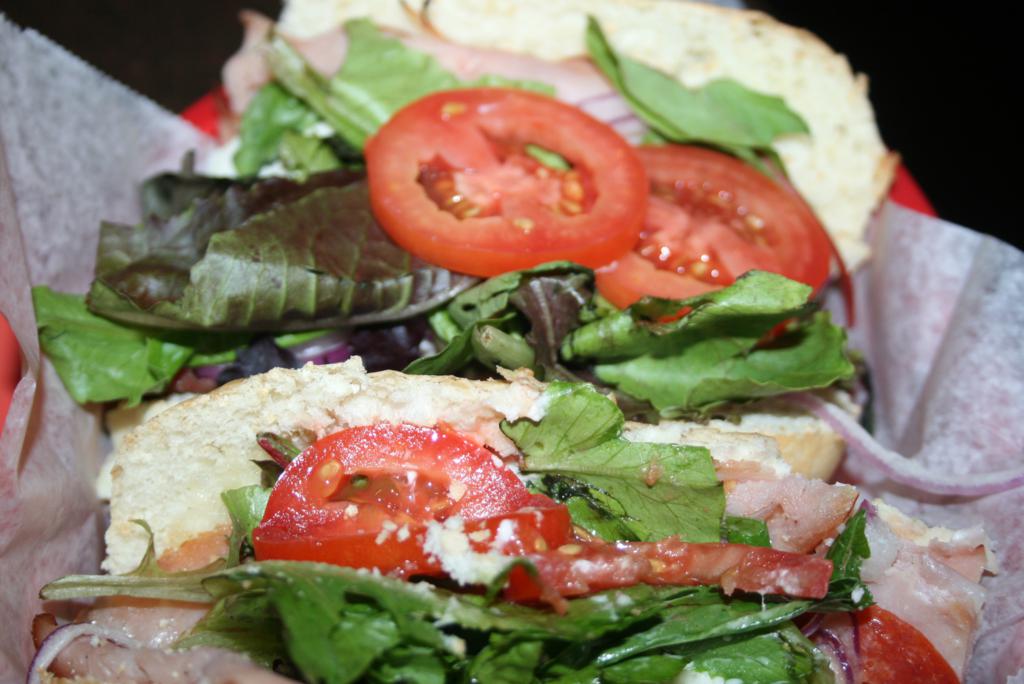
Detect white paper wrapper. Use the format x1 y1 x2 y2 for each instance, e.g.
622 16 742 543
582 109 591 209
0 13 1021 684
0 17 213 683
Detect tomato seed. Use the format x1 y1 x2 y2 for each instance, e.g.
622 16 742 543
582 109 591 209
513 217 535 232
318 461 341 480
440 102 467 118
558 544 583 555
562 179 584 202
559 200 582 215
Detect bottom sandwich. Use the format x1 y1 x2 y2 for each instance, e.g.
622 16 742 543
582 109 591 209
29 360 990 683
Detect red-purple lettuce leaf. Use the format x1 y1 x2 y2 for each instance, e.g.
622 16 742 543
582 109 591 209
88 176 475 331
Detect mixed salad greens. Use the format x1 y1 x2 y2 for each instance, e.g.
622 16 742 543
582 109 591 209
31 15 874 684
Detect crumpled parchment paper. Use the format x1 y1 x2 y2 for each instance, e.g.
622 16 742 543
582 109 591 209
0 13 1021 684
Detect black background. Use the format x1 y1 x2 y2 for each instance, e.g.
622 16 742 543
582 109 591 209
2 1 1018 248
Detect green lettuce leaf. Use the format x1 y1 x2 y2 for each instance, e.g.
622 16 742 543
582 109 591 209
33 286 192 404
722 515 771 547
278 130 343 177
586 17 808 167
88 178 476 330
682 623 830 683
174 589 289 669
406 262 590 379
563 271 855 414
267 19 553 151
503 382 725 542
595 596 811 665
233 83 321 176
818 508 874 612
467 635 544 683
221 485 271 566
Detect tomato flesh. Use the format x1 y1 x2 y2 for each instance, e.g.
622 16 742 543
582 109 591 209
253 423 571 577
854 606 959 684
504 539 833 604
596 145 834 309
366 88 647 277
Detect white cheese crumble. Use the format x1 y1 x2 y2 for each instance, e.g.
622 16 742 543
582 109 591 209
422 517 510 586
375 520 398 545
851 586 865 605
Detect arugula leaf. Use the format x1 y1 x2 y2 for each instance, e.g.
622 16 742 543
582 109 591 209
722 515 771 547
467 634 544 682
39 520 216 603
503 383 725 542
819 508 874 611
175 590 290 669
233 83 321 176
563 271 854 414
682 623 825 683
600 655 685 683
406 262 590 378
267 19 553 151
595 597 811 665
33 286 193 404
371 646 450 684
274 579 404 684
88 179 476 330
585 17 808 167
221 485 271 566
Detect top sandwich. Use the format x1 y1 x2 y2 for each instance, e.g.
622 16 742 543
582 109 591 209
267 0 897 269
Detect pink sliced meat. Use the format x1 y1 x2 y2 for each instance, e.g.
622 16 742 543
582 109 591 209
725 476 859 553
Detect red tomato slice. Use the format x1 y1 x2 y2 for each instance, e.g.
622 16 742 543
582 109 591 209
854 606 959 684
252 423 571 577
596 145 834 309
365 88 647 277
503 538 833 604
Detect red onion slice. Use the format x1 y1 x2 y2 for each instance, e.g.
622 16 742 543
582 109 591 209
787 392 1024 496
27 623 140 684
814 628 854 684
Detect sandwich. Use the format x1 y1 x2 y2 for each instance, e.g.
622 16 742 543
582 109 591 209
30 360 991 683
12 0 1014 682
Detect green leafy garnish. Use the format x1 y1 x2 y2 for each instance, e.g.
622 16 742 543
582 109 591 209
87 176 476 331
411 267 852 416
586 17 808 170
503 382 725 542
266 19 553 152
233 83 321 176
221 485 271 566
722 515 772 547
32 286 193 404
406 262 590 379
819 508 874 611
563 271 855 414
